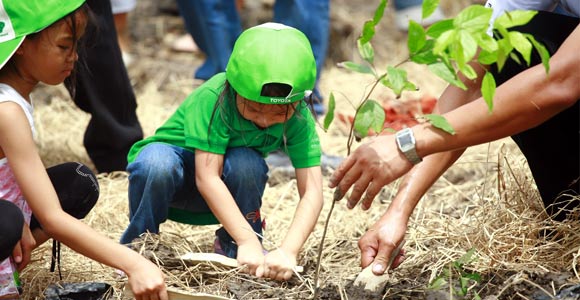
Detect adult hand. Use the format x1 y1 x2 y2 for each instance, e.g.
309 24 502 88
127 259 168 300
237 240 266 277
329 134 414 209
13 222 35 272
359 212 408 275
261 248 297 281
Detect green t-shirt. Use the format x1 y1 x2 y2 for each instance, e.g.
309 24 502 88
128 73 321 168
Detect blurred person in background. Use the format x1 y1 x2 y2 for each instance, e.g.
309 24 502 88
66 0 144 173
110 0 137 65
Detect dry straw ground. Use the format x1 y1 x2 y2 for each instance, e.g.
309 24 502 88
21 0 580 299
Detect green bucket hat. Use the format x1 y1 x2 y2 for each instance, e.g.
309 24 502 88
0 0 86 69
226 22 316 104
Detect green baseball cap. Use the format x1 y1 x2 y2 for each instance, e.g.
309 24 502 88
226 22 317 104
0 0 86 69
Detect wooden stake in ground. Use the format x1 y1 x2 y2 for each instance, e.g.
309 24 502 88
353 240 405 293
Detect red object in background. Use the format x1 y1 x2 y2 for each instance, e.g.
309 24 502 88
336 95 438 134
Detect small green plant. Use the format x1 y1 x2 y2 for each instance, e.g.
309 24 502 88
323 0 550 145
312 1 549 298
428 248 482 300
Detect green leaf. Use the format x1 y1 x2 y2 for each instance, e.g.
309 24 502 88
494 22 511 40
372 0 388 25
360 20 376 44
458 277 470 296
452 37 467 70
410 40 439 64
458 30 478 65
383 66 415 97
422 0 440 20
408 20 427 54
428 276 448 290
457 248 476 265
495 38 514 72
424 114 456 134
481 71 496 112
474 32 498 53
527 34 551 73
459 63 477 80
454 5 493 33
509 52 522 65
509 31 532 65
428 62 466 90
358 39 375 64
433 29 456 56
426 19 454 38
353 100 385 137
338 61 375 75
495 10 537 29
323 92 336 131
477 48 497 65
462 272 482 283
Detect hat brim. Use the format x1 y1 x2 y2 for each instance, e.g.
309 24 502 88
0 36 25 70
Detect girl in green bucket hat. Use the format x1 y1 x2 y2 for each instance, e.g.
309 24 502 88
0 1 168 298
121 22 323 281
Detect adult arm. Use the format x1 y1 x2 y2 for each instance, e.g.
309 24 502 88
330 23 580 273
0 103 168 300
263 166 323 281
357 62 486 274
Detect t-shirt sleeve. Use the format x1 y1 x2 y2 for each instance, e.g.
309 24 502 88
183 89 230 154
284 105 322 169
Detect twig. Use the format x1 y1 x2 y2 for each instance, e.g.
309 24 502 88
312 189 342 299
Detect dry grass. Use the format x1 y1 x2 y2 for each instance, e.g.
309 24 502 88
19 0 580 299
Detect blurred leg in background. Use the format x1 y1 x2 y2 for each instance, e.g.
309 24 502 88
273 0 330 117
175 0 242 80
66 0 144 173
110 0 137 66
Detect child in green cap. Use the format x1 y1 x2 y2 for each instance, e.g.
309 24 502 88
121 22 324 281
0 1 168 298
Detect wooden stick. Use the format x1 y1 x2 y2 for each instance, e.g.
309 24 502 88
353 240 405 292
179 252 304 273
123 286 231 300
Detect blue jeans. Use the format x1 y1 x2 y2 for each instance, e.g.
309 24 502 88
393 0 423 10
175 0 242 80
120 143 269 257
273 0 330 115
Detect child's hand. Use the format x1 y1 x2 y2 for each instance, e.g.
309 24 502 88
126 259 168 300
236 240 265 276
261 248 298 281
13 223 36 272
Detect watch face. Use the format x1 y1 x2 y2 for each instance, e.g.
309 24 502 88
399 134 413 146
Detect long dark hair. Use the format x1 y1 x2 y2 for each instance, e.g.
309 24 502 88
61 3 96 98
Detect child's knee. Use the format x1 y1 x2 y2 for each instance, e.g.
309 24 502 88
63 163 99 219
0 200 24 260
129 144 183 182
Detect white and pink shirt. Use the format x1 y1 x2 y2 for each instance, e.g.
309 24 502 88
0 83 35 292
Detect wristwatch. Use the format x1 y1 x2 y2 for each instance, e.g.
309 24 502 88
395 127 422 165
